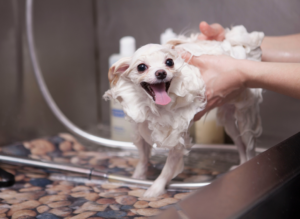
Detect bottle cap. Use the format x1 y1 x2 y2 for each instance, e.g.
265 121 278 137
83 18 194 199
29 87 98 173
160 28 177 44
120 36 136 56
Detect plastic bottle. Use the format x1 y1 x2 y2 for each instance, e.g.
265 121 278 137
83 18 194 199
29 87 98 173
160 28 177 44
109 36 136 141
194 108 224 144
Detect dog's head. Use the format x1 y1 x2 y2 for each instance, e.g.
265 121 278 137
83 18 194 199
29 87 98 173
108 44 183 106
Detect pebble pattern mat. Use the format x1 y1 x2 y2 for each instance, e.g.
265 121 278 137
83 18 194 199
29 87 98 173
0 133 239 219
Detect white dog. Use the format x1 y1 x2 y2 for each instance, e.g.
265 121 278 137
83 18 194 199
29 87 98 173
104 26 264 197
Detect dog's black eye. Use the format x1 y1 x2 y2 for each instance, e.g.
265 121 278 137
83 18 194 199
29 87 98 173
165 59 174 67
137 64 147 72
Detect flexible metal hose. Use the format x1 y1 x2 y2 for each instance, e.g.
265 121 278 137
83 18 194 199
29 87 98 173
0 154 210 189
25 0 135 149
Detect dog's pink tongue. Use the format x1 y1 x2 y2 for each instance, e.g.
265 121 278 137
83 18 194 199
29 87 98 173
150 83 171 105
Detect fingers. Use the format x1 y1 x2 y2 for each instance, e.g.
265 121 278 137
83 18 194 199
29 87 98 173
197 34 208 40
181 51 192 62
193 105 215 121
181 52 203 67
199 21 216 37
193 91 229 121
181 52 211 68
193 111 206 121
193 98 219 121
198 21 225 41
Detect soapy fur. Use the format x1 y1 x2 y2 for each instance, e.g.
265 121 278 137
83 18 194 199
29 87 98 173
104 25 264 197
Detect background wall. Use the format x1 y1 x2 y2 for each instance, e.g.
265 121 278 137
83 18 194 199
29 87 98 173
0 0 99 144
0 0 299 148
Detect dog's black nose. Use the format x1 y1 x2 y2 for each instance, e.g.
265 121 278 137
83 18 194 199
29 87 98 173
155 70 167 79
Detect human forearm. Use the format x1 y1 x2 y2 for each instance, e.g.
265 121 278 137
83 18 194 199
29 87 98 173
261 34 300 63
241 60 300 99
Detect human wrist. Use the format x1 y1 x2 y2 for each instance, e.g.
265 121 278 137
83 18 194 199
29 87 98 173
236 59 255 88
241 60 271 90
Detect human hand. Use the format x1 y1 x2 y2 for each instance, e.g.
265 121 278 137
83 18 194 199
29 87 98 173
197 21 225 41
183 54 246 121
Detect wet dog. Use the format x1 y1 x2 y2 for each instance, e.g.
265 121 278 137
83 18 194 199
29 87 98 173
104 26 264 197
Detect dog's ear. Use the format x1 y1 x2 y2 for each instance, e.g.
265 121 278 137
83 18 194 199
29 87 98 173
108 57 131 86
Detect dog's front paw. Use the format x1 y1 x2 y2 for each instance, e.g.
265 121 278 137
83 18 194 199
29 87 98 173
132 163 148 180
132 172 147 180
143 185 165 198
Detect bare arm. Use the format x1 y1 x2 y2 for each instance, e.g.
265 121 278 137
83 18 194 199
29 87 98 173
261 34 300 62
190 22 300 120
242 60 300 98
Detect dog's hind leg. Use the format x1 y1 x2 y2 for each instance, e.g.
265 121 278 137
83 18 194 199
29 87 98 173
143 145 184 198
218 104 248 164
234 91 262 161
132 136 152 180
218 89 262 165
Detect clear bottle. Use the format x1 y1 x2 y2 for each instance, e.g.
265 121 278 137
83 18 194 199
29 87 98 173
109 36 136 141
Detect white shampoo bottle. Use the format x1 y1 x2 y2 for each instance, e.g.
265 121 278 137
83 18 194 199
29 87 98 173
109 36 136 141
160 28 177 44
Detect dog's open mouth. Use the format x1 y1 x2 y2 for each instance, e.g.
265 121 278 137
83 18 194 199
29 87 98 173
140 81 171 105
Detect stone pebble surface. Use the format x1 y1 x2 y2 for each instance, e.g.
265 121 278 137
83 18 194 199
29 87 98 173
0 133 221 219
